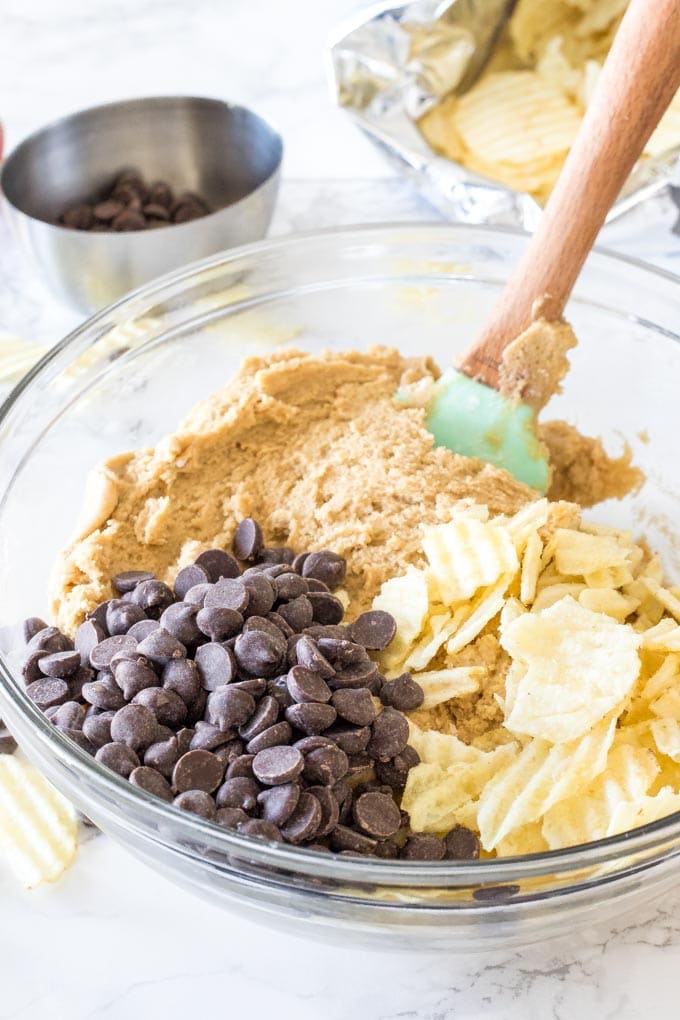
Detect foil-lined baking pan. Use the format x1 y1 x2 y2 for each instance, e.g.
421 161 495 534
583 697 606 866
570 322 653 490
327 0 680 229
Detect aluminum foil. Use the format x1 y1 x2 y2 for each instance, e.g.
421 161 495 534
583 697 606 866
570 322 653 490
328 0 680 229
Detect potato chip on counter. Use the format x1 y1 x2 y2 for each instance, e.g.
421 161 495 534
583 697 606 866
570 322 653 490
373 499 680 857
0 757 78 888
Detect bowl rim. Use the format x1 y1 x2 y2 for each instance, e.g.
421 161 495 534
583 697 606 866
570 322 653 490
3 219 680 889
0 94 284 231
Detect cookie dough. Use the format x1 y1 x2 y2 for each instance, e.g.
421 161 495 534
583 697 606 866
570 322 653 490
51 348 536 634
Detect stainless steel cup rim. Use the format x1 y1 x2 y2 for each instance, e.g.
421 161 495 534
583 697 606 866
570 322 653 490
1 94 284 230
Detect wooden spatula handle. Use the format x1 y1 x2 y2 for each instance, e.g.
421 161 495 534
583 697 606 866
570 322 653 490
458 0 680 389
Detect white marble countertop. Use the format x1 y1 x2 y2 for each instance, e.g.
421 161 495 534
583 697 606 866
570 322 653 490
1 2 680 1018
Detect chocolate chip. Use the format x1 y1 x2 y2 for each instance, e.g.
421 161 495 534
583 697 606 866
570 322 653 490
258 547 295 567
112 570 155 594
444 825 481 860
400 833 445 860
195 549 240 583
238 695 279 740
37 650 81 678
353 791 401 839
82 674 127 711
173 749 225 794
22 617 49 643
0 719 17 755
285 702 337 735
206 686 256 731
330 825 377 855
147 180 173 207
245 721 292 755
162 658 201 704
331 688 377 726
232 518 263 561
131 580 174 618
187 725 228 754
304 785 339 837
114 659 160 700
159 603 202 645
287 665 332 704
106 600 146 636
280 791 322 844
204 578 249 612
75 620 106 665
294 635 335 678
307 592 345 625
113 209 146 230
291 551 309 574
26 677 70 709
95 742 140 778
272 572 308 601
194 642 236 690
82 709 115 749
375 745 420 790
215 806 249 829
196 606 243 641
252 745 304 786
26 626 73 655
90 635 137 671
226 753 255 779
241 574 275 617
368 707 409 761
60 203 94 229
234 630 284 678
215 776 260 811
133 687 187 727
136 628 186 667
130 766 173 801
183 583 212 607
294 734 335 754
301 551 347 590
380 674 424 712
331 660 379 689
231 678 267 698
265 611 295 638
316 637 363 667
174 790 216 819
257 783 300 825
349 610 397 650
276 595 313 632
21 649 47 684
110 704 159 751
143 735 180 778
127 619 159 642
472 884 521 901
174 564 210 600
303 744 349 786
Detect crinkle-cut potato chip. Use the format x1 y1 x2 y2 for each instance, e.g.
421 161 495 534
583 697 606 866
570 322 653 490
445 577 510 655
501 597 640 743
499 659 527 720
640 579 680 624
477 715 616 850
422 517 518 604
0 758 78 888
402 742 518 834
541 743 660 849
641 620 680 652
575 0 627 37
500 498 549 553
510 0 579 63
609 788 680 836
650 687 680 721
520 530 543 606
553 528 630 576
536 36 584 102
373 565 429 668
402 613 459 672
415 667 485 710
578 587 639 623
408 722 485 769
500 597 525 632
454 72 582 168
650 718 680 762
584 565 635 589
531 582 586 612
495 821 549 858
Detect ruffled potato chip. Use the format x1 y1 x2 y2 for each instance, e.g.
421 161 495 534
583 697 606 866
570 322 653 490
373 565 429 669
0 758 78 888
478 714 616 849
422 517 518 604
415 667 485 709
553 528 630 576
502 596 640 743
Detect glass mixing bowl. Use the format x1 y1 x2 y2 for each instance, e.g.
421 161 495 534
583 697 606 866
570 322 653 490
1 224 680 952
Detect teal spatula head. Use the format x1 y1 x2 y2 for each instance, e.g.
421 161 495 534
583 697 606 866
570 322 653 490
404 368 550 493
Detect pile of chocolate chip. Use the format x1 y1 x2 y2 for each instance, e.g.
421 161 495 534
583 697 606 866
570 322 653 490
20 519 480 861
58 170 211 232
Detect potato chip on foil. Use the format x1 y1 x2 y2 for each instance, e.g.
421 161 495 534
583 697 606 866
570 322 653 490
0 758 78 888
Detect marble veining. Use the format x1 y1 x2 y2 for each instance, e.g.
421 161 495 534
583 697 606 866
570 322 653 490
2 1 680 1017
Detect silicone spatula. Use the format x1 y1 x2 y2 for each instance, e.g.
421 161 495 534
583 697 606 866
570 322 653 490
424 0 680 492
